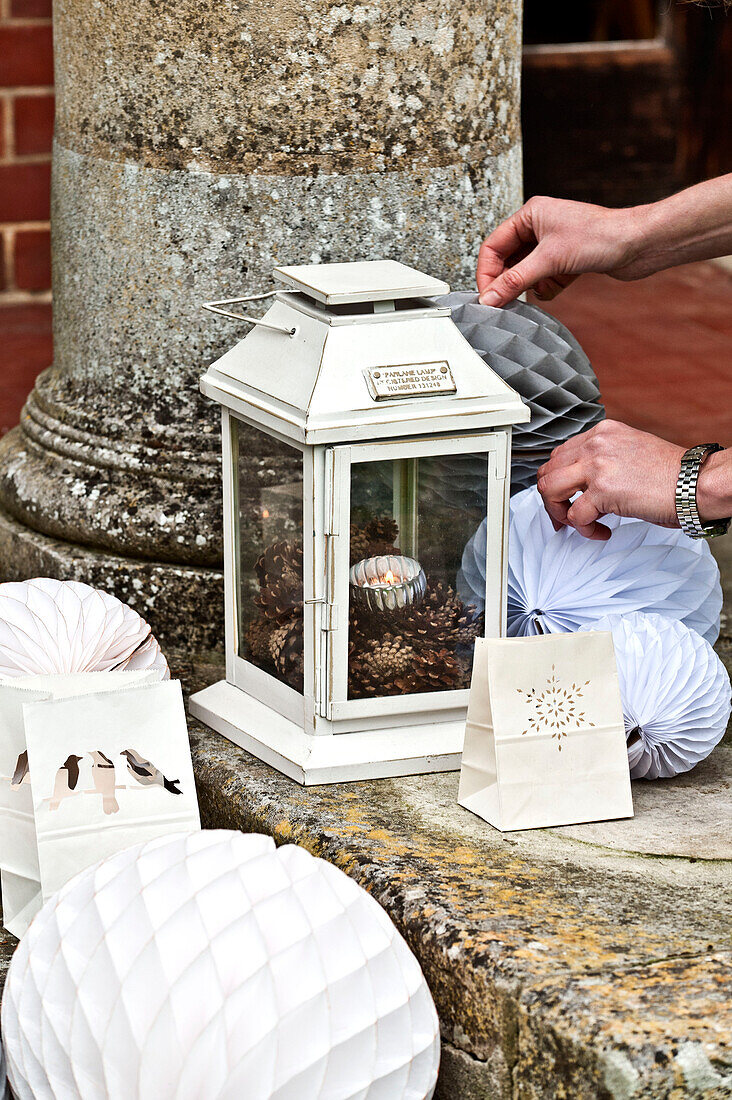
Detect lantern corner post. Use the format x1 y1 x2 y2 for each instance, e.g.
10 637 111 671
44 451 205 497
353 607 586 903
220 407 240 684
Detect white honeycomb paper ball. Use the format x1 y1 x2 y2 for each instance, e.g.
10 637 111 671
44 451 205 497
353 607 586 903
1 831 440 1100
0 578 168 678
580 613 731 779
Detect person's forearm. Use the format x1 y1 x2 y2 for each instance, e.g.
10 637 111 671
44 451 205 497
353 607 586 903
475 175 732 305
697 448 732 522
628 175 732 278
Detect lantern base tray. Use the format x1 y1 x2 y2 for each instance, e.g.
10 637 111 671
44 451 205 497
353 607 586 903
189 679 464 785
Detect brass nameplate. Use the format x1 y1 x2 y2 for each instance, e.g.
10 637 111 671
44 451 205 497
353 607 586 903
364 361 456 401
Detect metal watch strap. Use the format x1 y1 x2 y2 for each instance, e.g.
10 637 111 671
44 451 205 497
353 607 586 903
675 443 730 539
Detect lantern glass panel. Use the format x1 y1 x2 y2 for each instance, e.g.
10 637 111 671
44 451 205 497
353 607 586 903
236 420 304 694
348 452 489 699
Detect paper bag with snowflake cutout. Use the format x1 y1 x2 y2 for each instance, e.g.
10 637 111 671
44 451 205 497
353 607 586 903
459 632 633 831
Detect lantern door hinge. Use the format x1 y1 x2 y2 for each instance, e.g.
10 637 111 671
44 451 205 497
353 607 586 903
305 596 338 632
322 602 338 632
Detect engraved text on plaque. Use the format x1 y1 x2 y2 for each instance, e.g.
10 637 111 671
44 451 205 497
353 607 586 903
364 361 457 401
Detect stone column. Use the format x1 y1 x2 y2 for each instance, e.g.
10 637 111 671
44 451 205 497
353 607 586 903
0 0 522 649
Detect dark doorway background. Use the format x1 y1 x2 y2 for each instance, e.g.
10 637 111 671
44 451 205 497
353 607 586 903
522 0 732 206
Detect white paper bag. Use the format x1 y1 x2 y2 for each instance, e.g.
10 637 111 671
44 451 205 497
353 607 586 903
0 870 42 939
24 679 200 902
459 632 633 831
0 684 51 884
0 671 164 934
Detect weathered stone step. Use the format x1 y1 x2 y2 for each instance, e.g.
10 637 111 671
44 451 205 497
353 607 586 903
181 652 731 1099
1 648 730 1099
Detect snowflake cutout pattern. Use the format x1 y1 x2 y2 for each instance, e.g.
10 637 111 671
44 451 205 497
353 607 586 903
517 665 594 750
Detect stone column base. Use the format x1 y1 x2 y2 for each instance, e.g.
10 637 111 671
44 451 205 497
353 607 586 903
0 504 223 653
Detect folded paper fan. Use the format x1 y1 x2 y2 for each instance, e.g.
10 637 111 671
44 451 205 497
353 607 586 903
581 613 731 779
457 488 722 644
0 579 169 678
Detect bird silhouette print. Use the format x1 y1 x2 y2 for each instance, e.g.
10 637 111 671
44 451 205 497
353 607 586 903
90 750 119 815
120 749 182 795
46 749 183 813
49 754 82 810
10 750 29 788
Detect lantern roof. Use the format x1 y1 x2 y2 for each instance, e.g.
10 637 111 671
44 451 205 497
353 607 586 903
273 260 450 305
201 260 529 445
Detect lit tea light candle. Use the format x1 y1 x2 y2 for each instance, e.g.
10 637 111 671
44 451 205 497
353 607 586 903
349 555 426 614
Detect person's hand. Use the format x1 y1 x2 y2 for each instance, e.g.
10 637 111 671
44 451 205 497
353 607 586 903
476 196 644 306
536 421 684 540
477 177 732 305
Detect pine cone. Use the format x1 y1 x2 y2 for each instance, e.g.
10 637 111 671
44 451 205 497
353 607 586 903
394 647 464 694
349 524 373 566
269 619 304 684
255 540 301 586
454 654 474 690
455 608 484 647
349 516 401 565
400 583 481 651
255 541 303 621
348 602 374 645
349 635 467 698
364 516 399 545
245 616 274 664
349 634 414 696
257 576 303 622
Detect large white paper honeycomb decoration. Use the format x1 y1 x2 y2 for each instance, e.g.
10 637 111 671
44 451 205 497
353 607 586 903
580 612 731 779
1 830 440 1100
0 578 168 678
439 293 605 493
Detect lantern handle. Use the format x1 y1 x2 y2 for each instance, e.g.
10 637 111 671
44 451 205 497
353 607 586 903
202 292 297 336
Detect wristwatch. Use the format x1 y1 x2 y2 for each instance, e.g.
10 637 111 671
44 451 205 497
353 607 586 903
675 444 730 539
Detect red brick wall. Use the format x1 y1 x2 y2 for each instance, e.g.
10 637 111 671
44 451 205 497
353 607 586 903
0 0 53 435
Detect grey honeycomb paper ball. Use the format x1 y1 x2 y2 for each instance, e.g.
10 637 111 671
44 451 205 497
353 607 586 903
509 454 549 496
438 293 606 494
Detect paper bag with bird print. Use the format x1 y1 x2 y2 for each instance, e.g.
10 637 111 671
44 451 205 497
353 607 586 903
23 679 200 902
0 670 163 936
0 682 50 938
458 632 633 831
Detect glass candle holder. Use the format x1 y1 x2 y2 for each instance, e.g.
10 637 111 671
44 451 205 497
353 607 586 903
349 555 427 614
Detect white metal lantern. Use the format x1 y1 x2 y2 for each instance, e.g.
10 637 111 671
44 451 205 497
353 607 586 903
189 261 528 784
